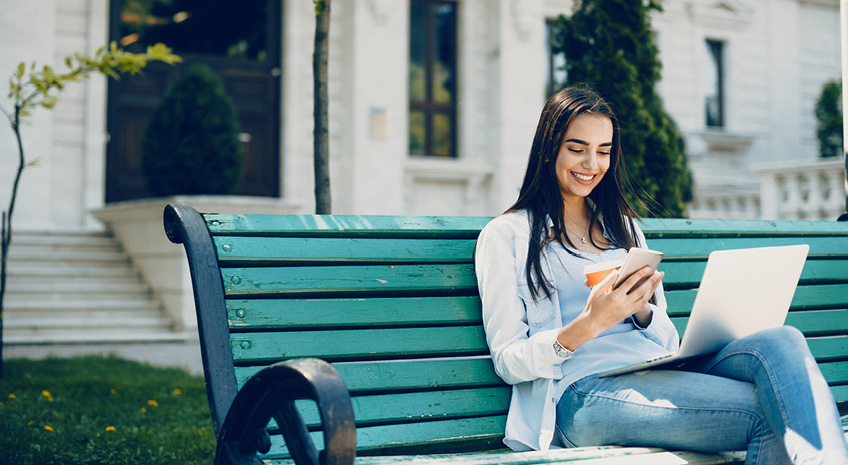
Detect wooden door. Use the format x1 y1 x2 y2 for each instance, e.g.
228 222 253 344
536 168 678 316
106 0 281 202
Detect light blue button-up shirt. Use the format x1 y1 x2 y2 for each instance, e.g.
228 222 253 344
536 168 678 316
475 210 680 452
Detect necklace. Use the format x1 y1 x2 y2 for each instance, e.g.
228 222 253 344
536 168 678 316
564 224 589 244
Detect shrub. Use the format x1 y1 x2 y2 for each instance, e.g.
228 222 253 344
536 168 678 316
815 80 843 159
140 64 244 196
552 0 693 217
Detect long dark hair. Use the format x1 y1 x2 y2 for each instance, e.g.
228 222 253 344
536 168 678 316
508 86 643 301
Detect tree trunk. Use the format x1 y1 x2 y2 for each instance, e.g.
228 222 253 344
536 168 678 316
0 109 26 377
313 0 332 214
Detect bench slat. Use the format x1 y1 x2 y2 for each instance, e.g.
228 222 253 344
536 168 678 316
214 235 848 264
290 387 511 428
221 260 845 296
649 237 848 259
214 236 476 264
261 415 507 459
206 214 491 238
265 447 743 465
832 385 848 403
658 259 848 289
785 310 848 336
819 361 848 386
666 284 848 316
235 357 502 393
639 218 848 236
226 286 847 331
806 337 848 362
231 327 488 363
227 296 482 329
672 311 848 339
222 264 478 297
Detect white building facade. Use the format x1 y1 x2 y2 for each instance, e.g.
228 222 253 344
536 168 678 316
0 0 844 231
0 1 845 347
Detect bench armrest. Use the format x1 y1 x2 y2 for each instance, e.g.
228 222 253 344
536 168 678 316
215 358 356 465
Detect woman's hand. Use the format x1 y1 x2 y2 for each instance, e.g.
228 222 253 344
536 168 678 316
587 266 663 330
556 266 663 351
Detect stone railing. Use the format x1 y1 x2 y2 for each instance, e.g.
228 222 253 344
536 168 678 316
753 158 847 221
688 188 762 220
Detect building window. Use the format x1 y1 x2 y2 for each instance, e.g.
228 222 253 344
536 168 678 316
704 39 725 128
545 19 567 98
409 0 458 157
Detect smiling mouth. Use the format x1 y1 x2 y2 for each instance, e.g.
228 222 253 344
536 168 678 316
571 172 596 182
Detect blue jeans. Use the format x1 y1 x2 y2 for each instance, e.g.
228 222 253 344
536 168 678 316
555 326 848 464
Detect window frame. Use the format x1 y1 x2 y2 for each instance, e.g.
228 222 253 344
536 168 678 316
704 38 725 129
409 0 459 158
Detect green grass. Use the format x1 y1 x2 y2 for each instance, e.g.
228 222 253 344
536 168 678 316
0 356 215 464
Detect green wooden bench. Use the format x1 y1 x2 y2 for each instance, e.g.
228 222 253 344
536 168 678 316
163 203 848 465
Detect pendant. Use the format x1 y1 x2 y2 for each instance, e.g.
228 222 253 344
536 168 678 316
581 236 587 244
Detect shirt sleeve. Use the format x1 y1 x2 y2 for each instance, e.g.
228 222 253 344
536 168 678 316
630 222 681 353
475 220 569 386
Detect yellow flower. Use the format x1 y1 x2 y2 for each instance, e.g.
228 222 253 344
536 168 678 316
42 390 50 398
147 399 158 407
27 420 34 426
173 388 182 395
110 389 117 395
8 394 15 399
44 425 53 432
140 407 147 413
105 426 116 432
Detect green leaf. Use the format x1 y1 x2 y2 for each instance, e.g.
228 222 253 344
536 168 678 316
15 62 25 79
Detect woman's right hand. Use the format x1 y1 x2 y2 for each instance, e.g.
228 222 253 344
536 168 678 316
556 266 662 350
585 266 662 331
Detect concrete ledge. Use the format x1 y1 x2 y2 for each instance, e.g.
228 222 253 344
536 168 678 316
90 196 302 331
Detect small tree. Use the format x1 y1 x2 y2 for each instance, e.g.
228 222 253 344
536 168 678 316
0 42 180 376
553 0 692 217
313 0 332 214
140 64 244 196
815 80 842 159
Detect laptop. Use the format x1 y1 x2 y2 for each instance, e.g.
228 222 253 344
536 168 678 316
597 244 809 378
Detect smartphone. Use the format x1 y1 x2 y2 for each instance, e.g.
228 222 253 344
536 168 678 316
613 248 663 290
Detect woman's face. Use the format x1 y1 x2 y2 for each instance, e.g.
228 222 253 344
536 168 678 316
554 113 613 203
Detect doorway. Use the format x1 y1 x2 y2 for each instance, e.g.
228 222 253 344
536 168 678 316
106 0 282 202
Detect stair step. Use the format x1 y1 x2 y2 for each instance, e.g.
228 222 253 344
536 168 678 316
6 331 193 345
7 263 138 278
7 249 129 263
4 308 163 320
4 299 161 311
12 231 113 246
5 280 149 293
6 276 142 287
7 316 172 330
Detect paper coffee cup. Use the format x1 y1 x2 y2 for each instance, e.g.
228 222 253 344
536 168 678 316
584 260 624 288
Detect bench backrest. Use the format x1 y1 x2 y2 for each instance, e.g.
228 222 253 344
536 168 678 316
164 204 848 461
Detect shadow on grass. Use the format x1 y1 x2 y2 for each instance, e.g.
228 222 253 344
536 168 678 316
0 356 215 465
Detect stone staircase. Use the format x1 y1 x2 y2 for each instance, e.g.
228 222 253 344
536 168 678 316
2 230 189 345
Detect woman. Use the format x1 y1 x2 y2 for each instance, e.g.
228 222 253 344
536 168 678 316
474 87 848 464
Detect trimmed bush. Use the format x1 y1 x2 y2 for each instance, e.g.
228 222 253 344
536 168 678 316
816 80 843 159
140 64 244 196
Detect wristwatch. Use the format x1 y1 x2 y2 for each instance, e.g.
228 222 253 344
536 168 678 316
553 340 575 359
